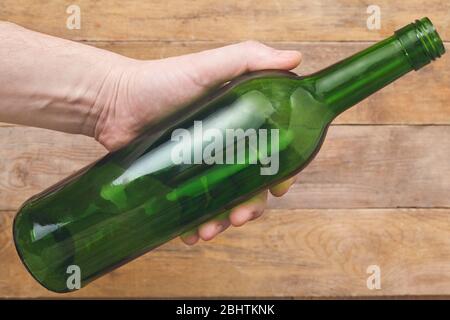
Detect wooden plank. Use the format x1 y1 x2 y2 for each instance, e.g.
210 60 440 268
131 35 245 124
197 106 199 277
0 125 448 211
0 128 105 211
2 208 450 298
1 0 449 41
92 41 450 125
270 124 450 209
0 41 448 127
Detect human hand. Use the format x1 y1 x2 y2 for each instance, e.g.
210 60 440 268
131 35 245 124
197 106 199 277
0 23 301 245
94 41 302 245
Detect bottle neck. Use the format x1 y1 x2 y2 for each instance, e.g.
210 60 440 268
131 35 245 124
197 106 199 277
310 18 445 118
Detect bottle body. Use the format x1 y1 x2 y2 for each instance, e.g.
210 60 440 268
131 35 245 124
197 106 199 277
13 17 445 292
14 71 332 292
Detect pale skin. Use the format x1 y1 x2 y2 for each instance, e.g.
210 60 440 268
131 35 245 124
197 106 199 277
0 21 301 245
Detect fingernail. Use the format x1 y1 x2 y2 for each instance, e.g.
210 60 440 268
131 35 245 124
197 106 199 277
184 234 198 245
215 223 224 233
250 210 262 221
246 210 256 222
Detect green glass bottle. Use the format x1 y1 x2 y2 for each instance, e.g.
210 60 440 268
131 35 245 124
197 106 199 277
13 18 445 292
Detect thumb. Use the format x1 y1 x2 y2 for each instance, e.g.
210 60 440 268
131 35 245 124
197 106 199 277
176 41 302 89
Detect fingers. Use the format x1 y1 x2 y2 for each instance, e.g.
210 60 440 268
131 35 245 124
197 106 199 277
180 175 297 246
179 191 269 245
270 176 297 197
197 211 231 241
180 211 230 245
229 190 268 227
178 41 302 89
180 228 200 245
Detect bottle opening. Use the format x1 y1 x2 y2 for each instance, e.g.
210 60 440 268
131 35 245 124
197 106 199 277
415 17 445 59
395 17 445 70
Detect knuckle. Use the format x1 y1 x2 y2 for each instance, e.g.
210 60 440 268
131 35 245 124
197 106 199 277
242 40 265 50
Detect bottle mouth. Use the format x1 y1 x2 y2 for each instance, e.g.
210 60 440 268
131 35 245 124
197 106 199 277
414 17 445 60
395 17 445 70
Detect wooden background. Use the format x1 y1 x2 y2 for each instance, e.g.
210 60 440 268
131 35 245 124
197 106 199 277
0 0 449 298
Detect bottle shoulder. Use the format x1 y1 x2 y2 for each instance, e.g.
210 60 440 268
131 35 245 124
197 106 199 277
223 69 300 91
228 69 300 82
224 69 319 96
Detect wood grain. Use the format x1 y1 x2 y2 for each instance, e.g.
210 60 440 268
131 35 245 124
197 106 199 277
1 0 449 299
93 41 450 125
1 0 449 41
0 40 449 127
2 209 450 298
0 125 448 211
270 124 450 209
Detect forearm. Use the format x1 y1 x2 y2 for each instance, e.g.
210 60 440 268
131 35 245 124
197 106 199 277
0 21 131 136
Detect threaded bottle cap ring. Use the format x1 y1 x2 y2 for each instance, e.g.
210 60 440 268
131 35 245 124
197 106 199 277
414 17 445 60
395 17 445 70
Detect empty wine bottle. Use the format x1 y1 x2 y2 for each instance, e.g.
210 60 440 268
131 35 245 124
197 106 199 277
14 17 445 292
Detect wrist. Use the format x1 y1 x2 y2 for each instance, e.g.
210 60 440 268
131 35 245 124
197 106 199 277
87 57 143 149
76 54 136 139
0 22 138 138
